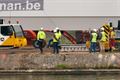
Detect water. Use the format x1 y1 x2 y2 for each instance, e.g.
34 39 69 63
0 75 119 80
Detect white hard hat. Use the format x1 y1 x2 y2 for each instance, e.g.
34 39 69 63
56 27 59 30
40 27 43 30
101 27 104 30
53 29 57 33
93 29 97 32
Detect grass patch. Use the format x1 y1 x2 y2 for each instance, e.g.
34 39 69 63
56 64 70 69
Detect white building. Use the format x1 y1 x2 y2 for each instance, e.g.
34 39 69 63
0 0 120 30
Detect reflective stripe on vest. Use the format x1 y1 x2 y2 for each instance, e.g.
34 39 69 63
91 33 97 42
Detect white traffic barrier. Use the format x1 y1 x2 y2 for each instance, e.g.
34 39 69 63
60 44 89 52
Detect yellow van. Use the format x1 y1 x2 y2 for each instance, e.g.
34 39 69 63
0 24 27 48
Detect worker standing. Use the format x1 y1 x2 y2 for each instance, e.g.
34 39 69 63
109 27 116 51
56 27 62 38
37 27 46 53
56 27 62 45
47 27 62 48
99 27 107 52
90 29 98 53
53 29 61 54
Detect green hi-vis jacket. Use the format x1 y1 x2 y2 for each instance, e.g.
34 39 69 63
53 32 61 42
101 31 107 41
37 30 46 40
91 32 97 42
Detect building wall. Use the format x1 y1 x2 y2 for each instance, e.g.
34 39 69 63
1 17 120 30
0 0 119 16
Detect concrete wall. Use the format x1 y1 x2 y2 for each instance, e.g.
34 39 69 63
0 53 120 70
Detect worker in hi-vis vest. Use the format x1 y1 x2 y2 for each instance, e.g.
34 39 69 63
56 27 62 45
90 29 98 53
56 27 62 39
53 29 61 54
99 27 107 52
109 27 116 51
37 27 46 53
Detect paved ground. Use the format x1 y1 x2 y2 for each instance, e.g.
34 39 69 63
0 46 90 54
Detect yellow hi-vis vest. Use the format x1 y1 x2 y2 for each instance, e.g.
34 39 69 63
91 32 97 42
101 31 106 41
58 31 62 38
37 31 46 40
53 32 60 42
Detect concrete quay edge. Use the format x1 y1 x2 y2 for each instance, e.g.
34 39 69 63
0 69 120 75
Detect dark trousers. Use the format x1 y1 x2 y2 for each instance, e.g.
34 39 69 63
90 42 97 53
53 42 59 54
38 39 44 53
47 39 53 48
